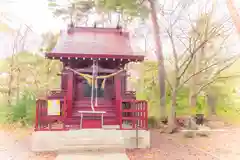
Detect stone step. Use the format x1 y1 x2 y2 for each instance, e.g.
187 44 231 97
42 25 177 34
31 129 150 152
55 152 129 160
58 144 125 153
64 118 118 125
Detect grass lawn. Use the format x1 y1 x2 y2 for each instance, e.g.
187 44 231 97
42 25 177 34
0 105 8 123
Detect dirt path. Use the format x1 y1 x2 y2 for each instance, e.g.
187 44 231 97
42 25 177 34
0 127 56 160
176 128 240 160
1 126 240 160
127 128 240 160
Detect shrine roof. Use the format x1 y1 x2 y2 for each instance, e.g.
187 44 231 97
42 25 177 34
46 27 144 61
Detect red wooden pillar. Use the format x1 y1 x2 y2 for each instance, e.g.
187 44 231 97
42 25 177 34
35 100 39 131
67 71 73 118
115 75 122 129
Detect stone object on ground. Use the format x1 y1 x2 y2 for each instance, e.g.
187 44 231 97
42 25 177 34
164 126 179 134
206 115 220 121
184 131 195 138
176 116 188 127
182 116 199 138
194 114 205 125
205 120 225 129
196 125 210 137
184 116 198 130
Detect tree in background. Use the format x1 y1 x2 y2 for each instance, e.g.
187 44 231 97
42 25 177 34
40 32 61 95
148 0 166 120
6 24 32 105
134 0 240 130
226 0 240 34
48 0 94 25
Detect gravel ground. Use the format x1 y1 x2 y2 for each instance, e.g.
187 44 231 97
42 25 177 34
0 126 56 160
127 128 240 160
1 126 240 160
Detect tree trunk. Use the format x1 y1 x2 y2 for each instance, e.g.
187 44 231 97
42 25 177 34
149 0 166 120
189 93 197 108
226 0 240 34
167 87 177 133
207 93 217 116
7 68 13 106
169 89 177 125
16 68 20 103
189 50 199 108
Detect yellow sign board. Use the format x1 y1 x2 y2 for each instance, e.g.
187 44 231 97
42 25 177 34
47 100 60 115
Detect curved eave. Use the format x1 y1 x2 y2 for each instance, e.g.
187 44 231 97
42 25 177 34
46 52 145 62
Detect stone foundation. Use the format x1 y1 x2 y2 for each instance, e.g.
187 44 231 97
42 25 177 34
31 129 150 152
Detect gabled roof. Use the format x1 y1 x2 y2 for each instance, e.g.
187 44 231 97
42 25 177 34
46 27 144 61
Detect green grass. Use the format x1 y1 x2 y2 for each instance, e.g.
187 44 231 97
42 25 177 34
0 99 9 123
217 107 240 124
145 99 240 124
0 91 36 126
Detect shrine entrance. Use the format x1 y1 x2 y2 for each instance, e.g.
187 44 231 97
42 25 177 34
75 75 114 101
82 79 105 98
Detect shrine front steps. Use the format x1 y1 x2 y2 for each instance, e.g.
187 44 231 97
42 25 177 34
55 152 129 160
31 128 150 152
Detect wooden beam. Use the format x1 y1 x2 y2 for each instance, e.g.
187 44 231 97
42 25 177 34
67 71 74 118
115 75 122 129
76 65 119 73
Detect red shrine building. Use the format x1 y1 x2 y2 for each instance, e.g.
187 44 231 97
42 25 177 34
35 26 148 131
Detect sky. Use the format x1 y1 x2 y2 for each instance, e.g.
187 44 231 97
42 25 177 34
0 0 239 34
0 0 64 33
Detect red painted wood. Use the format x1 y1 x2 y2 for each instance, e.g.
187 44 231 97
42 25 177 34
75 79 82 100
48 53 144 61
35 128 68 131
46 27 144 61
82 119 102 128
145 102 148 129
35 100 39 131
63 96 67 118
67 71 73 118
122 117 146 120
74 99 113 104
122 110 146 112
119 100 148 130
115 75 122 129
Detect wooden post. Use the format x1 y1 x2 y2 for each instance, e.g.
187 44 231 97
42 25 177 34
67 71 73 118
115 75 122 129
35 100 39 131
145 101 148 130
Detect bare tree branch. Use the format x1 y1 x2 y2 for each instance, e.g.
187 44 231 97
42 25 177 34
178 54 240 89
194 58 238 95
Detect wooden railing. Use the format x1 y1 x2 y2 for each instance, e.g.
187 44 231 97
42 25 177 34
35 99 47 131
120 100 148 130
35 95 68 131
48 89 66 99
123 91 136 99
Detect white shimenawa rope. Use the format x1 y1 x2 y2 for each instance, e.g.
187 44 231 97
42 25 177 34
95 61 98 107
90 60 96 112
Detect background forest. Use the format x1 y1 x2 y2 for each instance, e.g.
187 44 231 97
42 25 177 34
0 0 240 127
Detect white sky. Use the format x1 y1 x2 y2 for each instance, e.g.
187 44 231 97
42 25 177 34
0 0 64 33
0 0 239 34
